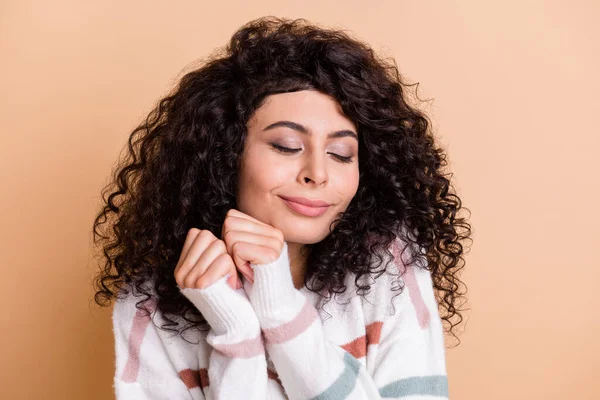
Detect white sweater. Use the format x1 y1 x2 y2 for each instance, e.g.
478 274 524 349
112 236 449 399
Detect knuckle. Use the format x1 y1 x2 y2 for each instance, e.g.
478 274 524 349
214 239 227 252
222 218 230 231
216 252 232 265
177 261 190 272
183 274 197 288
174 276 183 287
200 229 211 237
270 249 279 262
223 229 234 242
195 277 208 289
174 268 182 280
199 229 214 239
187 228 200 238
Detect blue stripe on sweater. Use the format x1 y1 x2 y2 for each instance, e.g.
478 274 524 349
310 352 361 400
379 375 449 398
309 352 448 399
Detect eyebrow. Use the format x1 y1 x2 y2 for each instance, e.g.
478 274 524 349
262 120 358 141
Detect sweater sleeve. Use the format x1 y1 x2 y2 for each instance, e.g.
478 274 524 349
244 240 450 400
179 274 270 399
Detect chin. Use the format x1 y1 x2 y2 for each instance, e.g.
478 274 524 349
285 234 326 245
279 222 335 245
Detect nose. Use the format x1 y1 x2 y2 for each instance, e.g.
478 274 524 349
299 151 328 186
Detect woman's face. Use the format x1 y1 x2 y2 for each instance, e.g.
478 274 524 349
237 90 360 244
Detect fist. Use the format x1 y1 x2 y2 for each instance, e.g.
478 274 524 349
174 228 242 290
221 208 285 284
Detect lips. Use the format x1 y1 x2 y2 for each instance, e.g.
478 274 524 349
278 195 331 207
279 195 330 217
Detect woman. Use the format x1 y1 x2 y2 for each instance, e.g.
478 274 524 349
93 16 471 399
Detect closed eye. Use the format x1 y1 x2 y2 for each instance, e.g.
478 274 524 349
270 144 353 164
271 144 301 154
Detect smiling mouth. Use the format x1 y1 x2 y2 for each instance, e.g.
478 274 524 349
279 197 330 217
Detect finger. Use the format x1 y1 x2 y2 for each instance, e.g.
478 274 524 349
222 229 281 263
222 216 281 276
221 209 266 240
233 271 244 289
223 215 283 243
232 254 253 284
175 230 216 283
194 252 236 290
182 239 227 288
226 208 271 227
225 231 254 283
231 241 281 271
225 209 284 241
175 228 201 273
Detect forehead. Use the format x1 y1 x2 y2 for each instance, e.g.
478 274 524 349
248 90 357 132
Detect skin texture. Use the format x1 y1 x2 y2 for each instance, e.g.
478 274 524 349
236 90 361 288
173 210 285 291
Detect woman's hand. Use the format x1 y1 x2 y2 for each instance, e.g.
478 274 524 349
221 208 285 284
174 228 242 290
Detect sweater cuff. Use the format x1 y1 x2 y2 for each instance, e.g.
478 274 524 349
245 241 305 325
180 275 260 336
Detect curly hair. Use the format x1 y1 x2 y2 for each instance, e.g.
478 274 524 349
92 16 472 346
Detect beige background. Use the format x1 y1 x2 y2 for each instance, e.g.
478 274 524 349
1 1 598 399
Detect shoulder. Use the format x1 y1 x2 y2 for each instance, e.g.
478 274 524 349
112 288 159 334
111 291 167 370
112 291 209 384
112 289 207 344
358 234 437 317
112 289 156 327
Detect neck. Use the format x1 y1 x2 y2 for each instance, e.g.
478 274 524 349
286 241 311 289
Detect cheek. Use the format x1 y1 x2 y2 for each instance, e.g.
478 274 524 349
239 151 289 196
339 167 360 201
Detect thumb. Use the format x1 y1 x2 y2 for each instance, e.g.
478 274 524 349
231 245 254 283
226 272 243 290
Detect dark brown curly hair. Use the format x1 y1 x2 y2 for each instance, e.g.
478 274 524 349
92 16 472 346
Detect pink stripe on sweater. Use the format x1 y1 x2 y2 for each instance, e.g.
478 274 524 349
262 297 318 344
212 331 265 358
120 300 157 382
392 239 430 329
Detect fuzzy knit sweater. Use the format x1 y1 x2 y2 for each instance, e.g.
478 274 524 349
112 237 449 399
